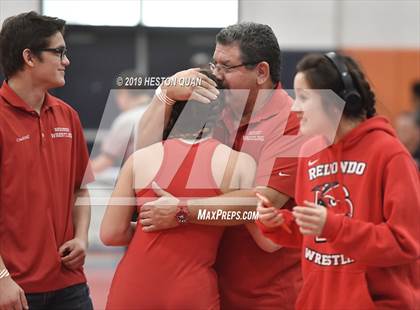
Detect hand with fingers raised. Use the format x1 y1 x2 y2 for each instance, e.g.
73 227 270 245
256 192 285 229
255 192 294 234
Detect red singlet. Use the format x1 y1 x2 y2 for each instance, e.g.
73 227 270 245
106 138 225 310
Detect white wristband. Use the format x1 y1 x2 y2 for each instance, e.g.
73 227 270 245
155 84 176 106
0 268 10 279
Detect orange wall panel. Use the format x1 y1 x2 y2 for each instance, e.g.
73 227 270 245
342 49 420 123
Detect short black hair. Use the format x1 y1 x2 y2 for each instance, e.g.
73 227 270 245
216 22 281 83
0 11 66 78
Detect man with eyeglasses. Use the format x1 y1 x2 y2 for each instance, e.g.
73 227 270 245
0 11 93 309
137 22 301 309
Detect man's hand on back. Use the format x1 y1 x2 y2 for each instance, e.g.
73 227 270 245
139 182 180 232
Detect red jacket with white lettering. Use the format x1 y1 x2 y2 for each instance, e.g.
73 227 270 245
257 116 420 309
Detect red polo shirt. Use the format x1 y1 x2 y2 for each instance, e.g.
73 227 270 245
215 84 303 309
0 81 93 293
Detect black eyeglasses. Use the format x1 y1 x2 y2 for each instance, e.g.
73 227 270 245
35 47 68 61
208 61 259 73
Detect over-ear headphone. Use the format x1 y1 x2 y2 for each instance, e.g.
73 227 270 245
324 52 361 106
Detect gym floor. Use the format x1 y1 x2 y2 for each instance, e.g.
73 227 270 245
85 250 123 309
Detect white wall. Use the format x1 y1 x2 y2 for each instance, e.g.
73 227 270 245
240 0 420 49
0 0 39 27
239 0 337 49
1 0 419 49
340 0 420 49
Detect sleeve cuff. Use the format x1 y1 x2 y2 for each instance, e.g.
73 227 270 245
255 181 295 199
256 219 279 233
320 210 344 241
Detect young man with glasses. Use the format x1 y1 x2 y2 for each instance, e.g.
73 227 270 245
0 11 93 309
137 22 301 309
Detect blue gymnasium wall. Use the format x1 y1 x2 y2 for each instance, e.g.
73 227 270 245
47 25 325 132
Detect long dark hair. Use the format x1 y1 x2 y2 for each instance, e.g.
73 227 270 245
163 70 224 140
296 53 376 119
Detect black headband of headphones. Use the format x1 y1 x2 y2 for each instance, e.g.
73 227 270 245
324 52 361 106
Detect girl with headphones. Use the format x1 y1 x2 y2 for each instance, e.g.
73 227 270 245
256 53 419 309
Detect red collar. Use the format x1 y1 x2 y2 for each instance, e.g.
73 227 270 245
0 81 59 113
250 83 287 123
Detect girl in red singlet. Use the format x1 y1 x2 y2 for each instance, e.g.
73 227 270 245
101 72 278 310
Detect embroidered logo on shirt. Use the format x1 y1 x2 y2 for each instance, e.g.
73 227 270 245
304 248 354 266
51 127 72 139
16 135 30 142
308 161 366 181
243 130 264 142
308 159 319 166
278 171 290 177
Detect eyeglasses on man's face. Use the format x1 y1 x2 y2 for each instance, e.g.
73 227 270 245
208 61 259 74
34 46 68 61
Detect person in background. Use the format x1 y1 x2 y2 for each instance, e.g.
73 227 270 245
412 81 420 126
189 52 212 69
257 52 419 309
0 11 93 309
395 111 420 168
91 71 151 174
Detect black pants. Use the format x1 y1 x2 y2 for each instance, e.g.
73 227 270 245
25 283 93 310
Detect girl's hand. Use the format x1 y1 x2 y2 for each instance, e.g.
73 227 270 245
256 193 285 228
293 200 327 236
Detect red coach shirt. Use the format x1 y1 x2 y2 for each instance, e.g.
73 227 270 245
0 81 93 293
215 84 303 309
